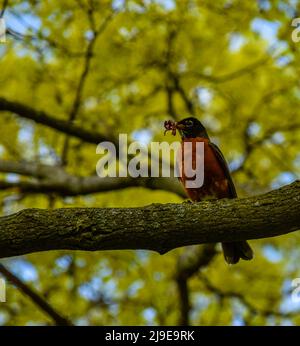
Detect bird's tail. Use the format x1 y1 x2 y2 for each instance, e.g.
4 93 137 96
221 241 253 264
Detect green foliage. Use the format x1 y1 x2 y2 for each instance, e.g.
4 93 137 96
0 0 300 325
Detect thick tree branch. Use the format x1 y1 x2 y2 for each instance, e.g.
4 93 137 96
0 181 299 259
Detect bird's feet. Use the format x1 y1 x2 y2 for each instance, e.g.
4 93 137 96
183 199 193 204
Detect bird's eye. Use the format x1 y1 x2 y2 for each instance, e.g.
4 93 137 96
185 120 193 127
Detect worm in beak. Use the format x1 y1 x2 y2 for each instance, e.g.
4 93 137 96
164 120 185 136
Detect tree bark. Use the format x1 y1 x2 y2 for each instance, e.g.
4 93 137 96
0 181 299 259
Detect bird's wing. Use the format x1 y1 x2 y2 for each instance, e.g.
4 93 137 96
208 141 237 198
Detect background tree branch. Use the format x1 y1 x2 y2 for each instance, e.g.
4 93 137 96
0 159 186 197
0 0 8 18
0 97 114 145
175 244 217 326
0 264 72 326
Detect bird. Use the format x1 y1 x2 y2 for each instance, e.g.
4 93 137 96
164 117 253 264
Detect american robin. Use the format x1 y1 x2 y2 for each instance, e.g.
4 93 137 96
164 117 253 264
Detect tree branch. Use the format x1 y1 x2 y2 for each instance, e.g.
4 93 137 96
0 159 185 197
189 56 270 84
0 97 114 145
0 264 72 325
0 0 8 18
0 181 299 259
201 274 298 320
175 244 217 325
61 10 115 165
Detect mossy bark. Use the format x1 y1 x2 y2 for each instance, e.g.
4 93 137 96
0 181 299 258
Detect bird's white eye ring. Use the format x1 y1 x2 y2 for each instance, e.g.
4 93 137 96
185 120 193 127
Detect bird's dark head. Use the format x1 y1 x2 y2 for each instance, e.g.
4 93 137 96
175 117 209 139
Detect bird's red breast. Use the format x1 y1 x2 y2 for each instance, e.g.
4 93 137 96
178 137 232 201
